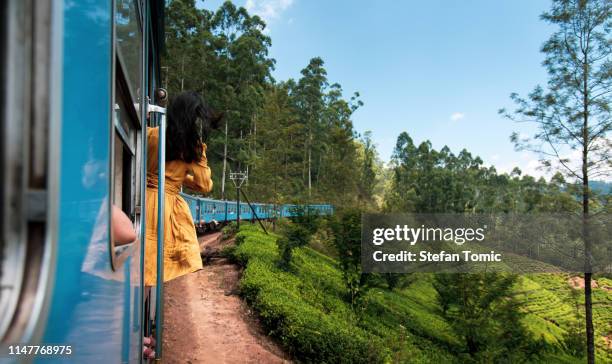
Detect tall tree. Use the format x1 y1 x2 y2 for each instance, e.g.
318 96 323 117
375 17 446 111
359 131 377 204
163 0 211 93
249 82 303 201
317 84 363 205
294 58 328 198
501 1 611 361
209 1 273 199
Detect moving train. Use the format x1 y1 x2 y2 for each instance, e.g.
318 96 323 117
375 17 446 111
0 1 331 363
182 193 333 233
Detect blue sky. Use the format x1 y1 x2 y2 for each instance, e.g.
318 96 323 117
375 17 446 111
199 0 557 178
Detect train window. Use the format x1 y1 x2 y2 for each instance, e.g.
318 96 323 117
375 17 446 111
111 96 137 268
115 0 143 111
109 0 145 271
0 0 58 343
110 60 141 269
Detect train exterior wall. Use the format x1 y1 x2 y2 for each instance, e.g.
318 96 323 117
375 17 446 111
38 1 141 363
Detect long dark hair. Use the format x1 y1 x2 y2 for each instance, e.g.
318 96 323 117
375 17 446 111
166 91 223 163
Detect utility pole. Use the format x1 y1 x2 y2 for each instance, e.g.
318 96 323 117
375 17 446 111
229 170 248 229
161 66 169 89
221 26 231 201
180 56 185 92
221 122 228 199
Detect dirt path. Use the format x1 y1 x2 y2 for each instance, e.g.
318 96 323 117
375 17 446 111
163 233 290 364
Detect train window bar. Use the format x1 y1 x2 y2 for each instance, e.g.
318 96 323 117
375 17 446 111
113 103 135 156
110 79 139 271
148 102 166 360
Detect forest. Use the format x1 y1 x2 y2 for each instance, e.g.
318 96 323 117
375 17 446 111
163 1 611 362
164 0 370 206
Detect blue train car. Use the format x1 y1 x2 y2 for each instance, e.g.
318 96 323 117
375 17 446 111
183 199 334 228
0 1 167 362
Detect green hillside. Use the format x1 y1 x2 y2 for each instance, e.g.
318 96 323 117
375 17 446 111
231 224 612 363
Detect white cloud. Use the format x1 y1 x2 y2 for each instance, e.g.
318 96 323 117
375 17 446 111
245 0 294 24
450 112 465 122
491 135 612 182
494 159 548 180
523 159 545 178
489 150 549 180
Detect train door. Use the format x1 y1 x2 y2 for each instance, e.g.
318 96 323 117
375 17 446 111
113 0 146 361
138 1 169 360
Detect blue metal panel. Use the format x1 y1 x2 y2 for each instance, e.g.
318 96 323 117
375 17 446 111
199 199 210 223
200 198 211 223
226 201 237 221
213 201 225 222
241 203 251 220
39 1 129 363
195 198 203 224
180 192 199 224
201 201 207 223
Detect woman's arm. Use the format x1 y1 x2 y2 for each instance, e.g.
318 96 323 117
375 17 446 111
183 144 213 193
112 205 137 245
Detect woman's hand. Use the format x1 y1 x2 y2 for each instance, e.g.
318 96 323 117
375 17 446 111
185 174 195 184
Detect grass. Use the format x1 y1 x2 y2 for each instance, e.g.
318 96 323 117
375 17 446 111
232 224 611 363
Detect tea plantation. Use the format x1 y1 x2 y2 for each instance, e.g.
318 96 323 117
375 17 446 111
230 224 611 363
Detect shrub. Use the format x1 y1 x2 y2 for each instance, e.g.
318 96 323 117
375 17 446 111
433 273 546 362
383 273 402 290
330 208 373 310
235 234 246 246
234 226 388 363
241 264 387 364
276 206 321 269
222 221 238 239
562 287 587 357
220 245 237 260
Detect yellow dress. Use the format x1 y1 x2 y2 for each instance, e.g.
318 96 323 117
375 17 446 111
144 127 212 286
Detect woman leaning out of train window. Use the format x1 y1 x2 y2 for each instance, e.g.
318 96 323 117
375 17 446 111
144 91 223 287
